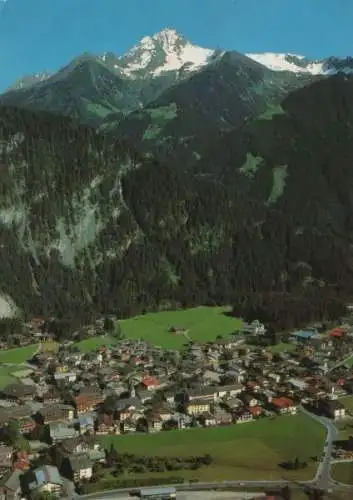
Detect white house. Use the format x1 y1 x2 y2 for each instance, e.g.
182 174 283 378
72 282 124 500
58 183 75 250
28 466 63 496
54 372 77 383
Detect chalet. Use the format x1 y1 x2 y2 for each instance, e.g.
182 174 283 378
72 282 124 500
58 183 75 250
202 412 216 427
141 376 161 391
73 391 104 414
41 386 62 404
1 384 37 403
0 406 35 434
95 413 120 435
12 451 30 472
318 399 346 420
54 372 77 383
213 406 232 425
65 455 93 482
49 424 78 443
188 387 218 402
1 470 22 500
123 418 136 433
36 404 75 424
60 436 100 456
224 397 242 410
27 465 63 497
114 397 142 413
240 393 258 408
249 406 263 418
216 384 244 399
271 397 297 415
77 414 95 435
147 416 163 432
330 327 347 339
234 410 253 423
187 399 211 415
0 445 12 470
152 404 172 422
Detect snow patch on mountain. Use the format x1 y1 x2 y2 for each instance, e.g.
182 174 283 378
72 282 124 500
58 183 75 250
246 52 353 76
246 52 325 74
154 42 214 76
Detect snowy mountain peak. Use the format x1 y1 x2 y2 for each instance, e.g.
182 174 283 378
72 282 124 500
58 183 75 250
124 28 186 61
149 28 184 48
119 27 215 77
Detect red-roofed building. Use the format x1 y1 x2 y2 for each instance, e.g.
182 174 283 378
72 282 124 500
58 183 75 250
74 392 104 414
142 377 160 391
330 327 347 338
13 451 30 471
250 406 263 417
272 397 297 415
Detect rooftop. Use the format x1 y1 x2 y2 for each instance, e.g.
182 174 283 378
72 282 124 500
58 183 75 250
292 330 314 339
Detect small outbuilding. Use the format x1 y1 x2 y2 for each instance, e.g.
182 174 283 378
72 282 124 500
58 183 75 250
168 325 186 333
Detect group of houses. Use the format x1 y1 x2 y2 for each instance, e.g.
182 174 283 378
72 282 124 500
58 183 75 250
0 317 352 498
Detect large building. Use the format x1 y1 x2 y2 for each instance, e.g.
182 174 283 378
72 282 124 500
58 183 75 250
318 399 346 420
290 330 315 343
139 486 176 499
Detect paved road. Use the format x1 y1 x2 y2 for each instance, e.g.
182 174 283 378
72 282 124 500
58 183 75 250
300 405 339 491
78 493 267 500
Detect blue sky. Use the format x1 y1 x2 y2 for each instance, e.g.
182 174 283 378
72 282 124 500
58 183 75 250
0 0 352 91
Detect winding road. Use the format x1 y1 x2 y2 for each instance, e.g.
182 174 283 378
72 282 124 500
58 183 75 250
300 405 339 491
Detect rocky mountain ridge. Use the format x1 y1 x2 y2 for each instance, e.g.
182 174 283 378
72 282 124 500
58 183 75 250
5 28 353 93
2 28 352 130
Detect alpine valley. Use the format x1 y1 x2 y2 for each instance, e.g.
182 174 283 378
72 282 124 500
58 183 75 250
0 28 352 329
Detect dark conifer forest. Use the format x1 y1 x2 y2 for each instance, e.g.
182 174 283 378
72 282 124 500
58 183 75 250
0 74 353 331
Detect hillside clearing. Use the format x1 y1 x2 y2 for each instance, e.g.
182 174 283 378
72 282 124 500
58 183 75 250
75 335 119 353
119 306 242 349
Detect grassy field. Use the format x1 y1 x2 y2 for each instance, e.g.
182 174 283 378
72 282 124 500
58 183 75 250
335 420 353 440
119 306 243 349
0 344 38 364
0 344 38 388
339 397 353 413
102 413 325 481
0 367 17 388
75 335 119 353
331 463 353 484
0 364 33 388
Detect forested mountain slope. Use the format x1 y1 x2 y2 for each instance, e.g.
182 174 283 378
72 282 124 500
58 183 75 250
0 74 352 330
